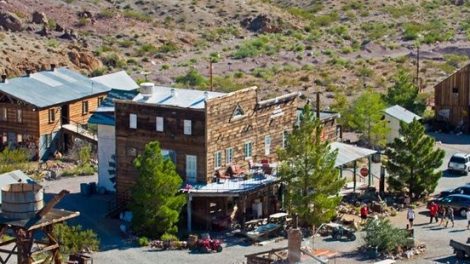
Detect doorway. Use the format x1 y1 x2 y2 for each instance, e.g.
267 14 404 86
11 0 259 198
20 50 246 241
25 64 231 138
186 155 197 183
61 104 69 125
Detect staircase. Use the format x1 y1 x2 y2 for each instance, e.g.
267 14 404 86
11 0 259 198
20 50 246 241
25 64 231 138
62 122 97 143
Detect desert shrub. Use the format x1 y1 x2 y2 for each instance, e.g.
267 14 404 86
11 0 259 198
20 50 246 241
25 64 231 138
287 4 323 20
101 52 127 68
310 11 339 28
232 36 277 59
0 148 30 174
161 233 178 241
251 67 274 80
202 26 240 42
175 68 208 88
342 1 365 11
160 64 170 70
98 8 117 19
53 223 99 254
213 75 244 92
361 22 390 40
383 4 417 18
61 164 96 177
123 10 152 22
402 22 424 41
157 42 178 53
47 19 57 30
118 39 134 48
90 67 106 77
136 43 157 56
363 219 409 253
76 17 89 27
138 237 150 247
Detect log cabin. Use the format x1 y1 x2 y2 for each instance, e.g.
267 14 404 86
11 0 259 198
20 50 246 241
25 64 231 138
0 66 111 160
114 83 340 230
434 63 470 131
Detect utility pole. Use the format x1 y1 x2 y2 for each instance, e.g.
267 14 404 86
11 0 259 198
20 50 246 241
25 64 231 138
312 90 322 119
209 61 213 91
416 44 420 90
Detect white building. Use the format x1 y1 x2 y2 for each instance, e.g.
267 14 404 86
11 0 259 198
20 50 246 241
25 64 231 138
383 105 421 144
89 71 139 192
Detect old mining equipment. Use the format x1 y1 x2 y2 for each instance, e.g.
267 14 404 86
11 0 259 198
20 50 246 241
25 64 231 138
0 183 79 264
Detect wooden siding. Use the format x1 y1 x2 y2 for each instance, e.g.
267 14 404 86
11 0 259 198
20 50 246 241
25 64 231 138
38 107 61 135
68 94 106 125
434 64 470 128
114 101 207 202
0 103 39 146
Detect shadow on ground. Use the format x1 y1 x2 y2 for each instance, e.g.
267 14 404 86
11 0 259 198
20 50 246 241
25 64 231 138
428 132 470 145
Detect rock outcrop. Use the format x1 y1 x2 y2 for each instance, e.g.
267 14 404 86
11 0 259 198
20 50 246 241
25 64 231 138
67 48 103 71
241 14 281 33
32 11 48 24
0 11 23 32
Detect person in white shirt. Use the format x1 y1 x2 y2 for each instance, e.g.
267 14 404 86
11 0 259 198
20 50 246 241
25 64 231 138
407 207 415 228
466 208 470 230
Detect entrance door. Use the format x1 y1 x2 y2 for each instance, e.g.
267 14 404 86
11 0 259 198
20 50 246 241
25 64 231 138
61 105 69 125
186 155 197 183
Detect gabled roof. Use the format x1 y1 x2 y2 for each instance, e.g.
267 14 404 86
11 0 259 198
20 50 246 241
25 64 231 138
88 88 138 126
133 86 225 109
0 67 111 108
91 71 139 91
384 105 421 124
331 142 377 167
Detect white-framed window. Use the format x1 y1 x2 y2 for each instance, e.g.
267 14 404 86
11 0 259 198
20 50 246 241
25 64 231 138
45 134 52 148
0 107 6 121
156 116 164 132
264 135 272 155
17 134 22 143
226 147 234 164
48 109 55 124
282 131 289 148
16 109 22 123
184 119 192 135
1 132 7 143
82 101 89 115
129 113 137 129
244 141 253 158
214 151 222 169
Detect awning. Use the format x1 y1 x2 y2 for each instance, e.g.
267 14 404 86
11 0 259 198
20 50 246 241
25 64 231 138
331 142 377 167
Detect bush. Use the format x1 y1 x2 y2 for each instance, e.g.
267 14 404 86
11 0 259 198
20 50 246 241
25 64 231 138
157 42 178 54
161 233 178 241
363 219 409 253
232 36 277 59
138 236 150 246
0 148 30 174
123 10 152 22
61 164 96 177
53 223 99 254
175 68 208 88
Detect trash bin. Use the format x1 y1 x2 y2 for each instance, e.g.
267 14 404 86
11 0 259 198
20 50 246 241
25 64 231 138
89 182 97 194
80 183 90 196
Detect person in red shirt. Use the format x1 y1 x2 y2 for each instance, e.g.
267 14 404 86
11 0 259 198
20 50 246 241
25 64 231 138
428 202 438 224
360 204 369 224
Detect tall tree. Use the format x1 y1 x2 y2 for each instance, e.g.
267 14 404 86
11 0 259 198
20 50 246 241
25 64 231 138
130 141 186 238
385 119 445 199
331 91 350 128
278 104 345 227
385 69 426 115
348 89 389 148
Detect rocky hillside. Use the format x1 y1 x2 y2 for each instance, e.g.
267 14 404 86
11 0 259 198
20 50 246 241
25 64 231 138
1 0 470 105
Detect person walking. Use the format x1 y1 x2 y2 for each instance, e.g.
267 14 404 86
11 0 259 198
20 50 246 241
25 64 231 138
407 207 415 228
428 201 438 224
360 204 369 224
445 206 454 228
439 205 446 226
466 207 470 230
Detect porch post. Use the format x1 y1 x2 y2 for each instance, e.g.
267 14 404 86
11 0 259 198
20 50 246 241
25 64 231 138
339 166 343 178
368 155 372 187
353 160 357 192
187 193 192 232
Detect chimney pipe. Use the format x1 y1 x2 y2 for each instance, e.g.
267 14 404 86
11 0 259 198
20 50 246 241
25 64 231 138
1 74 6 83
51 64 56 71
26 69 31 77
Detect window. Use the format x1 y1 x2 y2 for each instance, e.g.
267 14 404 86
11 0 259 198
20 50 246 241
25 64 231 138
1 132 6 143
214 151 222 169
282 131 289 148
232 104 245 119
156 116 164 132
184 119 192 135
453 87 459 94
161 149 176 164
244 141 253 158
16 134 22 143
97 97 104 106
45 134 52 148
16 109 22 123
129 114 137 129
0 107 6 121
226 147 234 164
82 101 89 115
48 109 55 124
264 135 272 155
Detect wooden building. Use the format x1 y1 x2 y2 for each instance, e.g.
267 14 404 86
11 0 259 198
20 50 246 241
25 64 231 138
434 64 470 131
114 83 340 230
0 66 111 160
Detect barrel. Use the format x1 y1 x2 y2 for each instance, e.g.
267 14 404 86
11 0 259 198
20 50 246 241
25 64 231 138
89 182 96 194
1 183 44 219
80 183 91 196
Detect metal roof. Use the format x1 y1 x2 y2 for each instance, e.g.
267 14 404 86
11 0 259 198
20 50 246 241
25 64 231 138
133 86 225 109
0 67 111 108
91 71 139 91
384 105 421 124
88 88 138 126
0 170 36 204
331 142 377 167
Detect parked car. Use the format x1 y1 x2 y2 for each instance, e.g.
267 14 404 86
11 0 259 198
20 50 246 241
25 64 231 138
436 194 470 217
440 185 470 198
448 153 470 175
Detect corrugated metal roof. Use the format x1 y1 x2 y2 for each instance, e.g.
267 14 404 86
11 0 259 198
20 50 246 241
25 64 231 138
384 105 421 124
0 67 111 108
0 170 36 204
331 142 377 167
91 71 139 91
88 88 138 126
133 86 225 109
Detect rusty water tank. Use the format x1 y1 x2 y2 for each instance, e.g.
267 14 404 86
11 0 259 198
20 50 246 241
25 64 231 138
1 183 44 219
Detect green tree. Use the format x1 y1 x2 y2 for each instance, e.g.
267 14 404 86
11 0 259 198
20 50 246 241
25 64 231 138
278 104 345 227
348 89 389 148
385 119 445 199
363 218 409 253
385 69 426 115
130 141 186 238
331 91 349 128
175 67 208 88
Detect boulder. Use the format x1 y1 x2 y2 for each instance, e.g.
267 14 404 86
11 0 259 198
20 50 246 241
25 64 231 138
67 50 103 71
0 11 23 32
36 25 49 37
32 11 48 24
60 29 77 40
55 23 64 32
241 14 281 33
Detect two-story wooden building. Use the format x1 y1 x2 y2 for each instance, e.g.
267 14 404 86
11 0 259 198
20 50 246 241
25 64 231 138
0 66 111 160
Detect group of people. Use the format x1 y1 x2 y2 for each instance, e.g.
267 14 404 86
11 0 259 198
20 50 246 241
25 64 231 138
428 201 455 228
